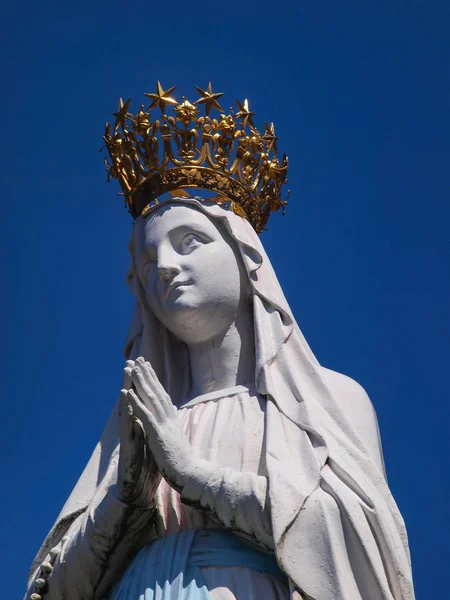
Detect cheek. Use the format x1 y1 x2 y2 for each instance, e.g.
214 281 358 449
144 276 161 312
199 249 242 302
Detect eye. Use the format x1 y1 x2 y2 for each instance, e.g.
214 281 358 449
141 259 155 282
180 233 205 253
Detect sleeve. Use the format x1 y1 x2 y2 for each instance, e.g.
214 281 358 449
26 486 153 600
180 458 273 550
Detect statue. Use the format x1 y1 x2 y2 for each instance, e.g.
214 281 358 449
25 83 415 600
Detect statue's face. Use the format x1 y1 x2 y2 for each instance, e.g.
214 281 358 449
137 203 245 345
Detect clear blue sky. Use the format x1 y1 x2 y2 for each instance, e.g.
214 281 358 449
2 1 449 598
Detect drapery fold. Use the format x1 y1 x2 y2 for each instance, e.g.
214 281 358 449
110 529 286 600
26 197 414 600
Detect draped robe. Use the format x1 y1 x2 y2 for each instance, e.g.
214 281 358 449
25 197 415 600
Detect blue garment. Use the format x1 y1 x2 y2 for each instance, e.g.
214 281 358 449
109 529 285 600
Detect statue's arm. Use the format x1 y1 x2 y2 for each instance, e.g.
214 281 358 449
126 361 275 550
176 371 387 553
180 460 273 550
27 486 153 600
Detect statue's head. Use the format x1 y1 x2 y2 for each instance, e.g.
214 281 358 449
105 83 290 358
127 195 295 406
134 201 251 345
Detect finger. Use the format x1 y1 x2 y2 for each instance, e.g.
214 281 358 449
143 359 157 378
132 417 146 448
134 360 174 419
136 357 150 373
121 391 134 421
131 366 162 414
134 357 156 393
127 388 152 422
127 390 159 442
136 356 160 386
131 366 152 399
133 371 166 424
131 418 147 465
119 389 129 416
142 361 175 415
123 365 133 390
119 391 133 442
141 361 176 418
128 389 165 441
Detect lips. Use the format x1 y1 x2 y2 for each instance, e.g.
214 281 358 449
165 279 192 299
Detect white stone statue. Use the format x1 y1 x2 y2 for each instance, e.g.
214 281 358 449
25 197 415 600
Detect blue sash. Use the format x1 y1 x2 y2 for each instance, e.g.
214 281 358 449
188 529 284 578
110 528 285 599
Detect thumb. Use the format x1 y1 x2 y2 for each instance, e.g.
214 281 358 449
132 417 146 443
119 390 134 441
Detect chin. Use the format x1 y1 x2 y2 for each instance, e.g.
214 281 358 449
164 296 203 315
160 302 234 345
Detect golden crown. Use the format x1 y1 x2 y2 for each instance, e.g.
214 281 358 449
102 82 289 232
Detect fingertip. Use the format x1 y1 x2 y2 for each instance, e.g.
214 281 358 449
127 388 138 402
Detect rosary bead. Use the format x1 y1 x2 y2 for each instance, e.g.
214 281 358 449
30 594 42 600
35 578 46 589
40 562 53 576
49 547 60 561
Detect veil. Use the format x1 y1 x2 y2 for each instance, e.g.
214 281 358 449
28 197 414 600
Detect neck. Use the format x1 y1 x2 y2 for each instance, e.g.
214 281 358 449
187 305 255 399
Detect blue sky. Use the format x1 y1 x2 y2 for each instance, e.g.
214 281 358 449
2 1 449 597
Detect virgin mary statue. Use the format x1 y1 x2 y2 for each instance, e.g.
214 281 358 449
25 86 415 600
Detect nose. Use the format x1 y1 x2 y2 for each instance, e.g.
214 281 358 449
157 244 181 282
158 265 180 282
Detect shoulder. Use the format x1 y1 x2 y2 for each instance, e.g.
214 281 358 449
319 367 386 475
320 367 374 416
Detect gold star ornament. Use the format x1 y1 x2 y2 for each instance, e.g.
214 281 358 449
194 82 224 116
113 98 132 131
262 122 278 154
144 81 178 113
235 99 256 129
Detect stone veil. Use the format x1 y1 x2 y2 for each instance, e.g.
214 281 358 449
27 196 415 600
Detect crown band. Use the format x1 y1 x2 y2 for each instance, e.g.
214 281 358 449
102 82 289 232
